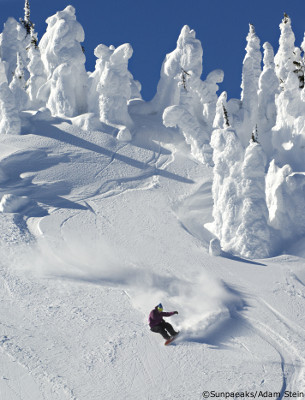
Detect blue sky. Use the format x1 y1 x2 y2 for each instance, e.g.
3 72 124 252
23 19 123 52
1 0 305 101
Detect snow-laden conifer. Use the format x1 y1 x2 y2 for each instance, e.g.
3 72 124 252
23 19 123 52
88 42 141 123
0 61 21 135
200 69 224 128
233 140 271 259
272 61 305 169
88 44 113 115
163 102 211 164
274 14 299 85
20 0 36 45
9 52 29 111
152 25 203 112
97 43 134 129
39 6 88 117
257 42 279 155
160 26 223 163
27 44 47 108
0 18 30 84
210 92 244 248
266 160 305 241
239 24 262 147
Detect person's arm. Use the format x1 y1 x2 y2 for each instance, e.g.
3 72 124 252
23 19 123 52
161 311 178 317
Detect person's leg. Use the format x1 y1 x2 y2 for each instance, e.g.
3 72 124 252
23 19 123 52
150 324 171 340
162 321 179 336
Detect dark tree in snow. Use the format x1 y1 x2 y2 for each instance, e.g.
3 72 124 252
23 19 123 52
181 68 190 90
20 0 38 48
251 125 259 143
20 0 34 36
283 13 289 24
292 60 304 89
222 103 230 127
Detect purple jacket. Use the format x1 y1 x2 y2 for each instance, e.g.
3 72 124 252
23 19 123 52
148 307 175 327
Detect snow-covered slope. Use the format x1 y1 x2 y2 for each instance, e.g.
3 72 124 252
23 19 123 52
0 106 304 400
0 4 305 399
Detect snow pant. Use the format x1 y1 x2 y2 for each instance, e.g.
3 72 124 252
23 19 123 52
150 320 177 340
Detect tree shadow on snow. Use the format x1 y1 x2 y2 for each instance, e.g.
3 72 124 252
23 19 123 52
221 251 267 266
0 149 87 211
31 120 194 184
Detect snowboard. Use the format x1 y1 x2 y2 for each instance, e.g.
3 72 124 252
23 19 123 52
164 332 180 346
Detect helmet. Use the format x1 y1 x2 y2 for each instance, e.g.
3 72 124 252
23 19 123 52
157 303 163 312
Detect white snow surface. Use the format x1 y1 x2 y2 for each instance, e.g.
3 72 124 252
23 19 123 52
0 106 305 400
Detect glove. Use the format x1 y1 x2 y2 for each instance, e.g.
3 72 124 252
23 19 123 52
174 311 178 315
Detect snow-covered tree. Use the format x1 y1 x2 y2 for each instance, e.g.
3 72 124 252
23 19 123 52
257 42 280 155
210 92 244 248
233 141 271 259
159 26 223 163
211 91 272 259
0 17 30 83
274 14 299 86
163 100 212 164
88 44 114 114
239 24 262 146
39 6 88 117
97 43 134 128
27 44 47 108
88 42 141 120
199 69 224 128
151 25 204 113
266 160 305 241
20 0 35 40
0 61 21 135
9 52 29 111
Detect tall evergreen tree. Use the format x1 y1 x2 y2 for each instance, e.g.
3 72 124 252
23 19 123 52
20 0 33 36
239 24 262 146
274 13 299 85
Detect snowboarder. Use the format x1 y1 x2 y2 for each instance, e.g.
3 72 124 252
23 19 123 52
148 303 179 341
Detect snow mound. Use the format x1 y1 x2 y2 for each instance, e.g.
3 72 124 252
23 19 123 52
31 107 53 121
209 238 221 256
0 194 32 213
117 126 132 142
